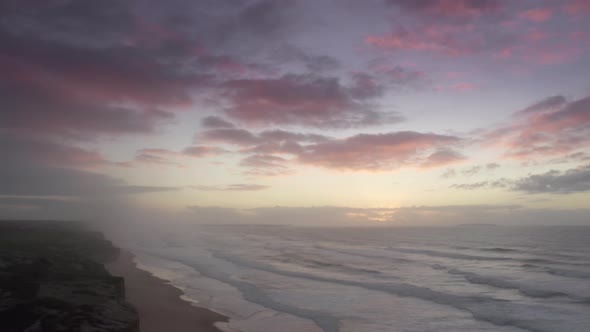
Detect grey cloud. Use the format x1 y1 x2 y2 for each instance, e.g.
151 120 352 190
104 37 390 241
517 95 567 115
182 146 228 157
486 163 501 170
0 134 178 197
0 164 178 197
514 166 590 194
201 116 236 128
450 182 490 190
463 166 482 176
441 163 501 179
271 44 341 72
240 154 293 176
192 184 270 191
441 169 457 178
221 73 405 128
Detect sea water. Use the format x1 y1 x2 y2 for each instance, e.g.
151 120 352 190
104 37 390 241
125 225 590 332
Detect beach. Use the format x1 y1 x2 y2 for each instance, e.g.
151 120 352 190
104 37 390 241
106 250 228 332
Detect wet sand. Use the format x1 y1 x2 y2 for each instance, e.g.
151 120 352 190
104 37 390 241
106 251 228 332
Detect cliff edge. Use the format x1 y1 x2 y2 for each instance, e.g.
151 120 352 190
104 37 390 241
0 220 140 332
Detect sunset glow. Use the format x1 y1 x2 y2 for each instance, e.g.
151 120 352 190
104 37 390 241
1 0 589 225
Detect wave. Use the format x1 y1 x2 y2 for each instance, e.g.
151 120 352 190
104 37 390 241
447 268 579 300
386 247 584 268
313 245 415 264
209 250 581 332
275 253 384 276
387 247 514 261
139 249 341 332
479 247 521 253
521 264 590 279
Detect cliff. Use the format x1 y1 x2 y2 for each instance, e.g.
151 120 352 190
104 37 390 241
0 220 140 332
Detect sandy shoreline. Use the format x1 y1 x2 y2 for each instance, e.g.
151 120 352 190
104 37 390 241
106 250 228 332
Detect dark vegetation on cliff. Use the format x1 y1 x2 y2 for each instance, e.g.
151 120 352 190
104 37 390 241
0 220 140 332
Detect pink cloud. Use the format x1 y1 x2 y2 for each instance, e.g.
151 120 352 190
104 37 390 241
183 146 228 157
297 132 463 171
365 24 478 56
134 150 185 168
199 129 261 146
520 8 553 23
130 146 227 168
221 74 402 128
564 0 590 16
531 48 582 65
449 82 479 92
422 150 466 168
240 154 294 177
201 116 236 129
195 127 464 173
391 0 502 19
483 95 590 159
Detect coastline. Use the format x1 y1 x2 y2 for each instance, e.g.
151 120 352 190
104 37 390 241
106 250 228 332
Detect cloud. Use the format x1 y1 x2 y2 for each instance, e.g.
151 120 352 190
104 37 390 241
441 169 457 178
0 164 178 197
450 179 510 190
199 128 262 146
449 82 479 91
240 154 294 176
450 181 490 190
564 0 590 16
0 0 307 141
486 162 501 170
422 149 466 168
368 1 586 66
192 184 270 191
130 146 227 167
516 95 567 115
198 128 331 156
0 79 176 139
271 44 341 72
484 95 590 160
450 165 590 194
197 125 464 173
441 163 501 178
0 133 108 168
131 148 185 167
520 8 553 22
297 131 462 171
513 165 590 194
182 146 228 158
365 25 478 56
462 165 482 176
0 0 203 140
259 130 330 143
0 133 178 196
221 74 404 128
548 152 590 165
201 116 236 129
388 0 503 19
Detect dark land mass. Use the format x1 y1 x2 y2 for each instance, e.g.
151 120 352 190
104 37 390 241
0 220 139 332
0 220 229 332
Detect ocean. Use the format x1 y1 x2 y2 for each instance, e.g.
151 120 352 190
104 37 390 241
126 225 590 332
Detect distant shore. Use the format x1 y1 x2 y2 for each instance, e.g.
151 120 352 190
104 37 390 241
106 250 228 332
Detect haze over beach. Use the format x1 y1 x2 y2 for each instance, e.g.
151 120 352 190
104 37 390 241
1 0 590 331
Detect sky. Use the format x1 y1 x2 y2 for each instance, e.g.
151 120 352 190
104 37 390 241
1 0 590 226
